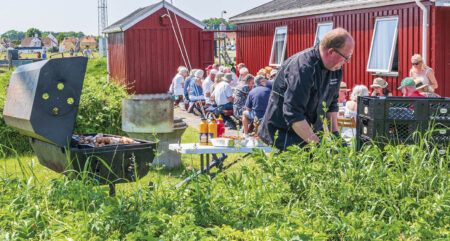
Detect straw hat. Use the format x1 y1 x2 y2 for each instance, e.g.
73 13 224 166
414 78 429 91
371 78 388 88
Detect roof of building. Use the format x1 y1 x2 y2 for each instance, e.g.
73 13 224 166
230 0 412 24
81 36 96 43
103 1 205 33
60 37 78 46
20 37 35 47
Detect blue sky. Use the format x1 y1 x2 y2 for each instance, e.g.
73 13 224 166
0 0 271 36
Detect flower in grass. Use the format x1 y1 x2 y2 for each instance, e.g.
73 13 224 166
103 99 107 104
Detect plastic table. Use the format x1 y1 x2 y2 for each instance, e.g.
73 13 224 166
169 143 272 188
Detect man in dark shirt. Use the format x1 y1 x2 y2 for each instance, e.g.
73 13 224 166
243 76 271 137
258 28 354 151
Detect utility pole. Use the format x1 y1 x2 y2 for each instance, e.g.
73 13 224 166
98 0 108 36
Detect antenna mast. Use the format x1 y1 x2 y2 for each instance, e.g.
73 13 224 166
98 0 108 36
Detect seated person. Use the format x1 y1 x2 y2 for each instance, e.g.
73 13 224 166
338 82 350 116
202 69 217 105
209 72 225 105
187 70 205 113
233 74 254 120
223 67 238 87
183 69 199 110
242 76 271 137
370 77 392 97
169 66 188 105
398 77 425 97
345 85 369 118
210 73 234 116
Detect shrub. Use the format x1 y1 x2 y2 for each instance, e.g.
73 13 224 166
0 58 130 156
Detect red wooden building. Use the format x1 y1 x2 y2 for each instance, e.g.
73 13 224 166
104 1 214 94
230 0 450 97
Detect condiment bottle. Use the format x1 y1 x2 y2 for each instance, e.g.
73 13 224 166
208 117 218 145
216 115 225 137
199 118 208 146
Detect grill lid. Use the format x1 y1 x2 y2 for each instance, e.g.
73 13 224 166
3 57 88 146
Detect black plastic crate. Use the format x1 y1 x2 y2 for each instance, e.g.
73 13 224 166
358 117 424 143
425 121 450 144
357 96 449 121
429 101 450 121
357 97 450 151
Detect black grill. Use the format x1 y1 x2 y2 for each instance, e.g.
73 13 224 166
3 57 156 191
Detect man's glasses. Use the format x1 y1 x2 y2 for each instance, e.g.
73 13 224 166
334 48 352 63
411 62 420 66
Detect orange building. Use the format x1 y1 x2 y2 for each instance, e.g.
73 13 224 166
80 36 97 49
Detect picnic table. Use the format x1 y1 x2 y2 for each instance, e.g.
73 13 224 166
169 143 272 188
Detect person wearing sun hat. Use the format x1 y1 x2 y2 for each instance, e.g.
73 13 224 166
398 77 425 97
338 82 350 105
370 77 392 97
415 79 440 97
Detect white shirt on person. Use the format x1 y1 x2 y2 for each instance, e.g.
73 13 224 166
170 74 185 96
229 72 239 87
211 81 233 106
202 77 214 104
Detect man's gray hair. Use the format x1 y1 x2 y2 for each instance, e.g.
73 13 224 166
239 67 249 75
350 85 369 101
189 68 198 76
254 75 265 86
194 69 204 78
178 66 188 75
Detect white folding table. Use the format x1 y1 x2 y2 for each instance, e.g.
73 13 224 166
169 143 272 188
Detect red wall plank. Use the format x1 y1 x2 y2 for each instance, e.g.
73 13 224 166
107 33 126 84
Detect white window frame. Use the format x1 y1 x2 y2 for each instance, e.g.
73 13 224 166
367 16 399 73
269 26 288 67
314 22 333 46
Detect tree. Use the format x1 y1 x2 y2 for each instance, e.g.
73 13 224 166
1 30 25 40
26 28 42 37
202 18 235 30
57 33 66 43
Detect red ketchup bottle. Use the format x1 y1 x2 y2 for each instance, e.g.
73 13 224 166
216 115 225 137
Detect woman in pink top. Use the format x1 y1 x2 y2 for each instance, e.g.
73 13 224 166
409 54 438 92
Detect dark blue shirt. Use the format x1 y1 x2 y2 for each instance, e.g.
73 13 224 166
245 85 271 119
266 79 273 90
183 76 193 97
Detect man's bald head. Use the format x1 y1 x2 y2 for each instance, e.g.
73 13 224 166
319 28 354 71
320 28 353 51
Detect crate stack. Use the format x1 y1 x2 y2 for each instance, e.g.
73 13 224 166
356 97 450 154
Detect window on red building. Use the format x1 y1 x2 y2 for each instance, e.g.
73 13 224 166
367 16 399 73
269 26 288 66
314 22 333 46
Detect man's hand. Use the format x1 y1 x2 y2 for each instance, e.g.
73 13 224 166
291 120 320 144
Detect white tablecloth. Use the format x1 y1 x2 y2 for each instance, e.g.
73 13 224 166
169 143 272 154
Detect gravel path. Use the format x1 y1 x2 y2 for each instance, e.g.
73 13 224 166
173 106 239 137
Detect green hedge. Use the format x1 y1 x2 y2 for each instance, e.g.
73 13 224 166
0 58 130 156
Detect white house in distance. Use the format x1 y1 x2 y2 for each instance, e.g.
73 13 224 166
19 33 59 53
